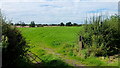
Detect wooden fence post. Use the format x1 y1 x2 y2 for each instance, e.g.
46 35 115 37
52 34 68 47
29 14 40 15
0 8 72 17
79 36 84 50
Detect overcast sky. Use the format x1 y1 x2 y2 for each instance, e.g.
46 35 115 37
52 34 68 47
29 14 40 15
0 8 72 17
1 0 119 24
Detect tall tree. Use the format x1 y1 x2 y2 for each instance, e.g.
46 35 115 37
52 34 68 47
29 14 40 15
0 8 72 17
73 23 78 26
60 22 64 26
15 22 21 26
29 21 35 27
66 22 72 26
21 22 26 27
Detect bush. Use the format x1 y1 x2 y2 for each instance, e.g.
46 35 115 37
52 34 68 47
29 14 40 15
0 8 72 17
1 13 28 67
81 15 120 56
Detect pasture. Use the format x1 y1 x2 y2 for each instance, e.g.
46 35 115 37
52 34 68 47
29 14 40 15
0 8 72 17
18 26 118 66
19 26 83 49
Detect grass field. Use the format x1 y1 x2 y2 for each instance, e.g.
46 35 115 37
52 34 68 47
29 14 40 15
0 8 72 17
19 26 83 51
18 26 118 67
19 26 82 46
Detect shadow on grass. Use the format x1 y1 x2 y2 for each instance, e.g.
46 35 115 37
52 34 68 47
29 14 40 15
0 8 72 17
2 57 119 68
15 59 74 68
31 60 74 68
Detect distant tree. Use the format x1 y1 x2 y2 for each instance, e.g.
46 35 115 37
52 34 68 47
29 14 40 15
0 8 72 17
21 22 26 27
66 22 72 26
29 21 35 27
43 24 48 26
78 24 82 26
73 23 78 26
36 24 43 27
15 23 21 26
60 22 64 26
49 24 58 26
18 21 26 27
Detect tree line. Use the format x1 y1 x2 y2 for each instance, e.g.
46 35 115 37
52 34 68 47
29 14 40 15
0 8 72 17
10 21 82 27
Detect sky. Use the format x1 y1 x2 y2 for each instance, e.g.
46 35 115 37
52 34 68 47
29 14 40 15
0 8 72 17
0 0 119 24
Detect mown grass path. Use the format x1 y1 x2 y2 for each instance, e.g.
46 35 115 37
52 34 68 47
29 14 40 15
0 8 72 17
43 47 84 66
26 46 85 67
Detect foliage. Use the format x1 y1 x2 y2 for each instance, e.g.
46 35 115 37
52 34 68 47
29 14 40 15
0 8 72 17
66 22 72 26
15 23 21 26
20 21 26 27
19 26 118 66
73 23 78 26
1 13 28 67
84 57 104 66
60 22 65 26
29 21 35 27
82 15 120 56
36 24 43 27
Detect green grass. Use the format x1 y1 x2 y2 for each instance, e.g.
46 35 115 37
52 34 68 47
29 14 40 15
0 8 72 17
19 26 82 49
18 26 118 67
19 26 82 67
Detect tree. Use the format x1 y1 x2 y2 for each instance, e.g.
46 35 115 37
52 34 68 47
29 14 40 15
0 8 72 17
66 22 72 26
73 23 78 26
36 24 43 27
20 21 26 27
15 23 21 26
1 12 28 67
60 22 64 26
29 21 35 27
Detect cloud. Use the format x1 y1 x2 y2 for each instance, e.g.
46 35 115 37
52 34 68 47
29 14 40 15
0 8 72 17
1 0 119 2
80 0 119 2
0 3 2 8
1 2 118 24
87 8 109 13
40 4 63 8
